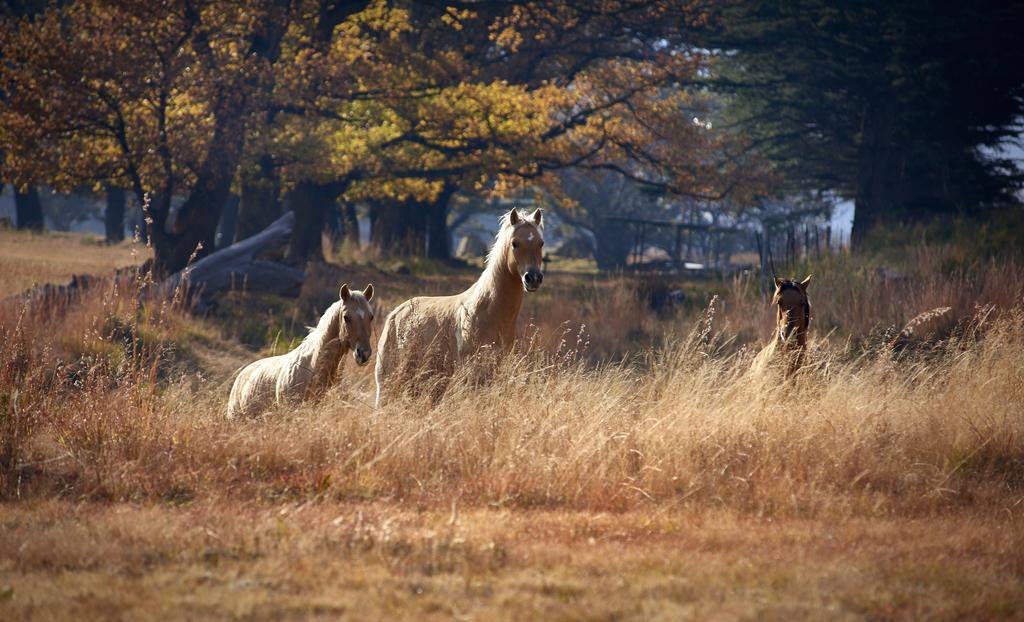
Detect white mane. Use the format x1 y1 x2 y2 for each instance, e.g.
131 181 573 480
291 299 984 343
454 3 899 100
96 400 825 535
483 212 517 273
295 298 342 354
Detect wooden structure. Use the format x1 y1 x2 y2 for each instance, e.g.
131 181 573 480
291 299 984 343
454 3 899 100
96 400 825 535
605 216 742 271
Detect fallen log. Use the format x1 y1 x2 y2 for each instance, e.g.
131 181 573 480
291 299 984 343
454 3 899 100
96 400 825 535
160 211 305 311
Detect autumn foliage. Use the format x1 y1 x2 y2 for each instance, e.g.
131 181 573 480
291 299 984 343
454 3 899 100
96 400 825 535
0 0 760 274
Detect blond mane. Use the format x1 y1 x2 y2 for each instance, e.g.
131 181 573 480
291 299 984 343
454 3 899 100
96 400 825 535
296 298 343 358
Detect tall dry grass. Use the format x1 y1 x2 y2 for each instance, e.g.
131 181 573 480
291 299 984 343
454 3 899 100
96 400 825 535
2 254 1022 518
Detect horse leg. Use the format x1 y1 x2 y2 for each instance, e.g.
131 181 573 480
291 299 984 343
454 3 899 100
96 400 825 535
374 313 400 408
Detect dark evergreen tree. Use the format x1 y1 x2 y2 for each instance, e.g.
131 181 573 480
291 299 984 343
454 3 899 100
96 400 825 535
705 0 1024 245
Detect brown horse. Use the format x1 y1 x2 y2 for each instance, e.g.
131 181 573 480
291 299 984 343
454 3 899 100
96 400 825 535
374 208 544 405
753 275 812 376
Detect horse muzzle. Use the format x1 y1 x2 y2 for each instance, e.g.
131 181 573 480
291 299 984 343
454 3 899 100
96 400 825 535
523 268 544 292
354 346 372 366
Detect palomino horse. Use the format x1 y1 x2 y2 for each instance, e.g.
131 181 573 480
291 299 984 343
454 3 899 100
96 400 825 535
226 283 375 418
752 275 812 377
374 208 544 405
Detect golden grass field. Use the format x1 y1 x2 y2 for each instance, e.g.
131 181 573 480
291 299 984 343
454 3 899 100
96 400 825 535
0 229 143 298
1 228 1023 620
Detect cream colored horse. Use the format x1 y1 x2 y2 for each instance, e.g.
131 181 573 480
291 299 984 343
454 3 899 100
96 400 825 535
226 283 375 418
375 208 544 405
752 275 812 377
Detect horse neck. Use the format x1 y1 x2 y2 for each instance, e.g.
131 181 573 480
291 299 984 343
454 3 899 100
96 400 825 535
776 309 809 349
296 308 345 370
467 247 524 328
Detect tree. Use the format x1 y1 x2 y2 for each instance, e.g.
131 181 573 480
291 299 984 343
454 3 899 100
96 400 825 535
705 0 1024 245
554 171 663 270
13 185 43 231
0 0 295 276
271 0 749 261
2 0 752 269
106 186 126 243
42 190 101 232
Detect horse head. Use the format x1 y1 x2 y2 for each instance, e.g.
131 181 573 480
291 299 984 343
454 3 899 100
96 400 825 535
772 275 812 345
339 283 375 366
505 208 545 292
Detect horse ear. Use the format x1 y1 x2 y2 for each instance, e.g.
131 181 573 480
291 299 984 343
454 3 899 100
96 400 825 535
799 274 812 291
507 209 521 226
339 283 351 301
774 277 784 289
363 283 374 301
529 208 543 226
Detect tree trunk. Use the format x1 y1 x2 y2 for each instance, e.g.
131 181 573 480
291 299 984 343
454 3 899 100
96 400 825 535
324 200 340 235
426 183 457 260
14 185 44 231
235 154 281 242
852 97 897 248
339 202 360 246
105 186 126 243
216 194 239 250
286 181 338 265
145 1 293 278
370 198 425 255
150 164 239 276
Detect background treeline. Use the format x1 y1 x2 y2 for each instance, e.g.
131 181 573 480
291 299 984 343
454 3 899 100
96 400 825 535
1 0 1022 277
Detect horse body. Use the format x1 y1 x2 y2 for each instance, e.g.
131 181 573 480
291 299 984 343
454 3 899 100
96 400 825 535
375 209 543 405
227 284 374 418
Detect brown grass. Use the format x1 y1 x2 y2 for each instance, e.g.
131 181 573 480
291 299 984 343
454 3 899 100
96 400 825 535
1 232 1023 619
2 502 1021 620
0 229 144 298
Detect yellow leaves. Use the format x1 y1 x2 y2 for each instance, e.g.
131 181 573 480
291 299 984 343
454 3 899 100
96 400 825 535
335 0 411 43
441 7 476 31
0 0 749 210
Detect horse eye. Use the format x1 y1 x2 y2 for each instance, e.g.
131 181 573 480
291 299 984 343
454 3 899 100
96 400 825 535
512 240 519 248
370 315 374 321
343 315 351 323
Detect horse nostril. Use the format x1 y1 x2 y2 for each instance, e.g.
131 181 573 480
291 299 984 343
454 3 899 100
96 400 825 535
536 272 543 284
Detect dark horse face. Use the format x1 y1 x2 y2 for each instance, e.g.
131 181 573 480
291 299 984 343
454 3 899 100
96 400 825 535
507 208 545 292
772 276 812 343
